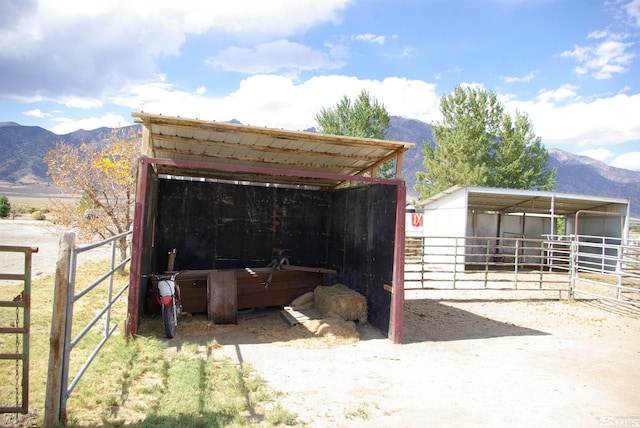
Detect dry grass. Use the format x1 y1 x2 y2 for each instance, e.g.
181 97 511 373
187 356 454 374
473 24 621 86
1 260 299 427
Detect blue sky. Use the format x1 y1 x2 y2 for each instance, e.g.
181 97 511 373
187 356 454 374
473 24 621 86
1 0 639 170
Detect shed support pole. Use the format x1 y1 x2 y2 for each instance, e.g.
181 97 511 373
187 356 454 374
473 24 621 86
390 181 406 344
126 159 151 337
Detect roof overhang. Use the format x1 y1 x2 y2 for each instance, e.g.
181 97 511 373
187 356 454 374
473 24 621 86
419 185 630 217
132 112 414 189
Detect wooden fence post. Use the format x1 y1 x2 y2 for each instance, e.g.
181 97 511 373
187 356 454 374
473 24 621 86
44 232 75 428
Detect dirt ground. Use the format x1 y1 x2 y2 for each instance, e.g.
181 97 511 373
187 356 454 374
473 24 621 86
2 220 639 427
165 291 639 428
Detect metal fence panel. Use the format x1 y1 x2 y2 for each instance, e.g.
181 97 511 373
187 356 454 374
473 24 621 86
0 245 37 415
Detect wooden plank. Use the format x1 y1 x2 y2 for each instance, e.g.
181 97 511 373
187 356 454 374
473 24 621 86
279 310 299 327
279 307 317 327
207 271 237 324
280 265 337 274
236 271 322 309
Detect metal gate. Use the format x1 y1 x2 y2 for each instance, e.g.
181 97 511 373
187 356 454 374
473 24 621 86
570 235 640 306
404 235 571 294
0 245 37 415
44 231 131 427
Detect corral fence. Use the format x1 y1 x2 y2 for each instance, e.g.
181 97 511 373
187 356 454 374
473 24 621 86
0 245 37 417
44 230 132 428
570 235 640 307
405 235 640 306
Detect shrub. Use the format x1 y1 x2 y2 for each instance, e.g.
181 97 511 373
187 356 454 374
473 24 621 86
32 210 46 221
0 195 10 218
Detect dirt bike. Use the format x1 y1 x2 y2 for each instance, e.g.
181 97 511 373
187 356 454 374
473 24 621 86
154 272 183 338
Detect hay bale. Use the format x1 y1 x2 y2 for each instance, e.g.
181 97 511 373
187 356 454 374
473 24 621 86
314 284 367 324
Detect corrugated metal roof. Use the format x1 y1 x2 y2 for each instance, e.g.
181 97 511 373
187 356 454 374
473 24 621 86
420 185 630 216
132 112 414 189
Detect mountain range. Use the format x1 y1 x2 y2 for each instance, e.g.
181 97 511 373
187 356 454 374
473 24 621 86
1 117 638 217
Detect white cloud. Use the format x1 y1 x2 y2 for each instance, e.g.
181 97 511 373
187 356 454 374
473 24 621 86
112 75 441 131
400 47 414 57
578 148 614 161
624 0 640 27
610 151 640 170
503 71 536 83
50 113 130 135
196 86 207 95
506 90 640 148
355 33 386 44
560 31 635 79
23 108 50 118
207 40 345 74
536 84 580 103
0 0 352 101
63 97 103 109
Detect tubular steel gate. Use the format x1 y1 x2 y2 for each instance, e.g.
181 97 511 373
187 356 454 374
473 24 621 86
405 235 571 296
405 234 640 306
570 235 640 307
44 230 131 427
0 245 37 416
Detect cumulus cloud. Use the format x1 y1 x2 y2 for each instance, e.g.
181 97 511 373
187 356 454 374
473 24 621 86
610 151 640 170
207 40 345 74
50 112 130 135
578 148 614 161
536 84 580 103
0 0 351 101
23 108 50 118
506 90 640 148
560 31 635 79
111 75 441 131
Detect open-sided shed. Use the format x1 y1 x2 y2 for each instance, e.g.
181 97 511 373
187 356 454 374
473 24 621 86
418 186 631 238
126 113 414 343
416 185 631 269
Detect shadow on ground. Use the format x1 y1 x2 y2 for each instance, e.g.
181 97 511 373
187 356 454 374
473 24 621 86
403 299 550 343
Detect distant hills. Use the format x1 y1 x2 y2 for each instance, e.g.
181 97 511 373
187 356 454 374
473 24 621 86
0 121 115 184
384 117 640 217
0 117 638 217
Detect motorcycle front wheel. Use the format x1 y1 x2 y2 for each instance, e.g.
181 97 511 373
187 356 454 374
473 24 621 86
161 304 177 338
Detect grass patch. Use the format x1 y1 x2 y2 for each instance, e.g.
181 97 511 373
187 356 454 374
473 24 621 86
0 259 298 427
344 404 370 420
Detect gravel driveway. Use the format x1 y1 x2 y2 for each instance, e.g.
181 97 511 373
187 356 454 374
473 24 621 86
0 220 111 282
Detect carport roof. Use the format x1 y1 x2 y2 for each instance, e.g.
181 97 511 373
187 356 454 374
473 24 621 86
132 112 414 189
419 185 630 216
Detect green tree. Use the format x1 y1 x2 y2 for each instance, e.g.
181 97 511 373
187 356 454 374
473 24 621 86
0 195 10 218
315 89 395 178
44 127 140 264
415 85 556 199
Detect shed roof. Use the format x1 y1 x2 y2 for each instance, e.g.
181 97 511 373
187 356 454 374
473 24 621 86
132 112 414 189
419 185 630 217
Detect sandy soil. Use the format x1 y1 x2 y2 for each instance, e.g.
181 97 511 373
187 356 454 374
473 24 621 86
0 182 74 206
155 289 640 428
2 220 639 427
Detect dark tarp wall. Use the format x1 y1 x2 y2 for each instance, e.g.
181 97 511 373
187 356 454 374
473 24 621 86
152 179 331 272
328 184 397 335
144 178 397 336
